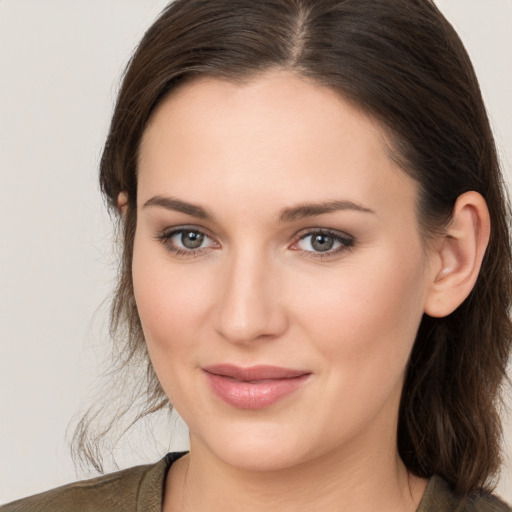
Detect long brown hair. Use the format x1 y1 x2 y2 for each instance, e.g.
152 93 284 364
72 0 512 495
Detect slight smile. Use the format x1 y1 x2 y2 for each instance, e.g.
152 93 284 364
202 364 312 410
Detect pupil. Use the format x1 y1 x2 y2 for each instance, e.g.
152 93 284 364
182 231 204 249
312 234 334 252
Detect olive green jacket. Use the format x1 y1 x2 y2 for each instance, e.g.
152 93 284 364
2 452 510 511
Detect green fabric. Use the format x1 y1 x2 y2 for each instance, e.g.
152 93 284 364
2 452 510 511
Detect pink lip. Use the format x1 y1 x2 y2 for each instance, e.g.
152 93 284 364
202 364 311 410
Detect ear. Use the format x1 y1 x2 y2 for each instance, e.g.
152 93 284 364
424 191 490 318
117 192 129 216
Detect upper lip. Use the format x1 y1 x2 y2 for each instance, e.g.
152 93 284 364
202 364 310 381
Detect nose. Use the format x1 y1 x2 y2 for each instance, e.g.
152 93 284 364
214 250 288 345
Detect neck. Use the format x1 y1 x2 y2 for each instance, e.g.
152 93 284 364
164 428 427 512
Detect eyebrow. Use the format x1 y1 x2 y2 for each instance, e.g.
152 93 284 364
143 196 212 219
279 200 375 222
142 195 375 222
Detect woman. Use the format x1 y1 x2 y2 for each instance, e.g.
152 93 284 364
2 0 511 510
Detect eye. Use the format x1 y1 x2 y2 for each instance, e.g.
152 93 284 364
293 230 354 258
156 227 217 256
175 230 207 249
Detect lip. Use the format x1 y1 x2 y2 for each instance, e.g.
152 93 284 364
202 364 311 410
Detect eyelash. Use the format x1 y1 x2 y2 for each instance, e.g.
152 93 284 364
154 227 355 260
293 229 355 259
155 227 217 259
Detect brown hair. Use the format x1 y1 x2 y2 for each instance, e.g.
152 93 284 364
73 0 512 495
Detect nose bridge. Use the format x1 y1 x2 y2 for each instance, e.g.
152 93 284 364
215 244 286 344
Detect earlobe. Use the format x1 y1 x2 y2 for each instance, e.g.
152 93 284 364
117 192 129 216
424 191 490 318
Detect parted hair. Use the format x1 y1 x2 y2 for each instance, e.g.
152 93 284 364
72 0 512 495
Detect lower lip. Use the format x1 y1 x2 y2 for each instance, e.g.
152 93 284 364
204 372 310 410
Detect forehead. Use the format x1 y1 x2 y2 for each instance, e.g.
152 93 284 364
141 70 388 160
137 70 417 222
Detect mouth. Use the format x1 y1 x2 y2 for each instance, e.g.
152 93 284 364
202 364 312 410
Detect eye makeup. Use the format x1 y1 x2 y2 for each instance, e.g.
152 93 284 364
154 225 355 260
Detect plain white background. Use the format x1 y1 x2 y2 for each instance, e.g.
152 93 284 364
0 0 511 505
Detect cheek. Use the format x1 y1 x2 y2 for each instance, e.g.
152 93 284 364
283 246 428 442
131 235 212 366
291 245 427 378
132 239 219 415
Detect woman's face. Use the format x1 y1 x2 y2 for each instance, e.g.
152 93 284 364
133 70 436 471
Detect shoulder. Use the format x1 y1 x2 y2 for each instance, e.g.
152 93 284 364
0 453 184 512
465 493 512 512
419 475 511 512
0 464 153 512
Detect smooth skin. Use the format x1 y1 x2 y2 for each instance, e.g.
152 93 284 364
120 69 490 512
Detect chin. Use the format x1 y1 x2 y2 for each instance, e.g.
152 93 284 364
191 419 321 472
215 444 307 473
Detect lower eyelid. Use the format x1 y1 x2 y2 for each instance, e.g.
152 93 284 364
155 227 219 256
305 240 354 258
155 228 353 256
